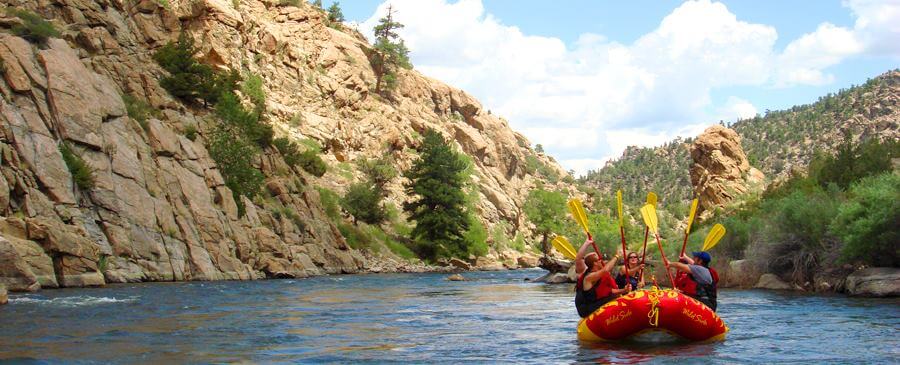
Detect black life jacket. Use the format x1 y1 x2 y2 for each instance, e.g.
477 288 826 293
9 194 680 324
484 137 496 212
691 267 718 311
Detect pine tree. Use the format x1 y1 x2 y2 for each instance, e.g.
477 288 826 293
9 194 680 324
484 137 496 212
311 0 322 8
370 5 411 93
327 2 344 23
403 129 470 260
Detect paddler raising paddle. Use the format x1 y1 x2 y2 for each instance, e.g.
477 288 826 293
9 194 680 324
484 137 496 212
574 239 632 318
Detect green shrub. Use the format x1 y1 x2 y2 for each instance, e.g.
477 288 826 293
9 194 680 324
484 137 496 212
338 222 371 251
384 236 416 260
298 150 327 177
463 215 488 257
183 124 198 141
525 154 559 183
810 136 899 190
357 156 396 190
59 142 94 190
6 8 60 46
241 73 266 114
765 187 839 249
274 205 306 231
215 91 272 147
122 94 155 131
341 181 386 224
278 0 300 6
274 137 326 177
208 127 264 217
830 173 899 266
315 187 341 220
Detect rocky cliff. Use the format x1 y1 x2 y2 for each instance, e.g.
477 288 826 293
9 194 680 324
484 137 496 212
689 125 764 218
0 0 567 291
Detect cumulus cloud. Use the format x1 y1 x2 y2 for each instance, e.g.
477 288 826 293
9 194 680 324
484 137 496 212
718 97 759 122
359 0 897 173
774 0 900 86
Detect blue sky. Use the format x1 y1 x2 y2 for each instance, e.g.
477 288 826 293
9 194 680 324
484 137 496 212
338 0 900 175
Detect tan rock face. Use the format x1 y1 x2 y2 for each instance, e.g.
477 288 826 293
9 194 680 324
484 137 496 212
0 0 568 290
690 125 764 218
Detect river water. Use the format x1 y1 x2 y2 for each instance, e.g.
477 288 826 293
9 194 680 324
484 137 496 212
1 269 898 364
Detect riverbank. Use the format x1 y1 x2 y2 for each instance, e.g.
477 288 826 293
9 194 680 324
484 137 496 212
536 255 900 297
0 237 540 301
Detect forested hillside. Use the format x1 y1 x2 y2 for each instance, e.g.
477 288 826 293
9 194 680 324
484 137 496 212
580 69 900 216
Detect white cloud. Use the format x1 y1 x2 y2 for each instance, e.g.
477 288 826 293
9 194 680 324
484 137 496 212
718 96 759 122
776 23 863 86
773 0 900 86
844 0 900 57
359 0 898 173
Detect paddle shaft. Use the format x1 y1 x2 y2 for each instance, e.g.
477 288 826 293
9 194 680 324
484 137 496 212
618 226 629 285
679 232 689 258
586 232 604 266
654 233 676 288
639 226 649 278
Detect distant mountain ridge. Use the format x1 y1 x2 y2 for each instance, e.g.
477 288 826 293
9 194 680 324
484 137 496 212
580 69 900 214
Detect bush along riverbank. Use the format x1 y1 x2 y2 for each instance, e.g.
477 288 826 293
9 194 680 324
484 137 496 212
706 136 899 297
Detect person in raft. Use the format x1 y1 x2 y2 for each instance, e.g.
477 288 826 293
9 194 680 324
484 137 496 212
670 251 719 311
615 252 645 290
574 239 632 318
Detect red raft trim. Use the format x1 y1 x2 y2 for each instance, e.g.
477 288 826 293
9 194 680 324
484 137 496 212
577 288 728 342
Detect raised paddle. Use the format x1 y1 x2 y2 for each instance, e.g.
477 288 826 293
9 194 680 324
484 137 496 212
551 235 578 260
679 198 700 257
640 203 675 288
615 190 630 285
701 224 726 251
639 192 657 280
567 198 602 262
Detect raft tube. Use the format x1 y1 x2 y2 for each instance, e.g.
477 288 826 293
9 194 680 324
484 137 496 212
577 288 728 342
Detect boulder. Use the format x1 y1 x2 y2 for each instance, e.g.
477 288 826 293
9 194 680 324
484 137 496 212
725 259 761 288
446 274 466 281
517 254 539 268
474 256 505 271
845 268 900 297
448 258 471 271
754 273 794 290
0 284 6 305
0 236 40 292
533 271 572 284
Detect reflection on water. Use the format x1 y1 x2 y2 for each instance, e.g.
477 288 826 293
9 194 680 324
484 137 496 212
1 269 898 363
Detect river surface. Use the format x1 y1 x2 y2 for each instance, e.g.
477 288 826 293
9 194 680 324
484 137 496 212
1 269 898 364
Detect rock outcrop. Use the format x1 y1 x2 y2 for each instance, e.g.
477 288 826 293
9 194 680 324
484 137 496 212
0 1 568 290
845 268 900 297
690 125 765 218
754 273 794 291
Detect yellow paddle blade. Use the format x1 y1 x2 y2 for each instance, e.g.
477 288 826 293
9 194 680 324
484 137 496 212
685 198 699 234
639 203 658 235
567 199 591 235
702 224 726 251
551 235 578 260
647 192 658 207
616 190 624 227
